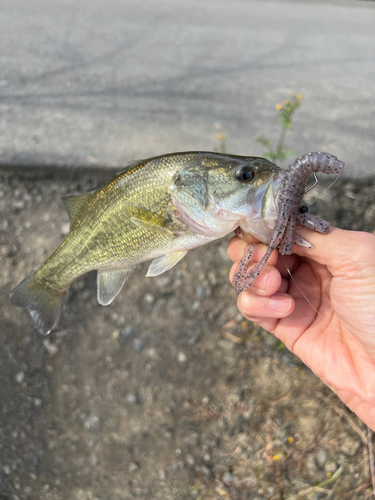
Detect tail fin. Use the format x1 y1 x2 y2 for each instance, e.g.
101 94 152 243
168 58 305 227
10 266 68 335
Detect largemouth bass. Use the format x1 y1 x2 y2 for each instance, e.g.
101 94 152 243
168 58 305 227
10 151 285 335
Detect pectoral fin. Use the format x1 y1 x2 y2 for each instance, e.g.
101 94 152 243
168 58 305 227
146 251 188 277
97 267 135 306
129 205 173 236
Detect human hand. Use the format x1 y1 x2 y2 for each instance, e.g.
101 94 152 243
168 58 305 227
227 227 375 430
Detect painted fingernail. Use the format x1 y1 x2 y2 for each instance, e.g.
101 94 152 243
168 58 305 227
269 294 293 313
252 267 270 291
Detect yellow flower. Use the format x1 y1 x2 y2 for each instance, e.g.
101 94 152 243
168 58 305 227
272 455 279 461
297 94 303 100
287 437 294 444
276 103 282 110
326 472 332 478
284 100 290 106
217 134 226 140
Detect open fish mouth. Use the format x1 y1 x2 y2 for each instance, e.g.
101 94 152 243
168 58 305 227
239 171 286 243
233 152 345 293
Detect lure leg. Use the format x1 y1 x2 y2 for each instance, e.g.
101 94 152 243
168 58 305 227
279 215 297 255
232 244 255 292
297 213 330 234
294 232 313 249
232 244 277 293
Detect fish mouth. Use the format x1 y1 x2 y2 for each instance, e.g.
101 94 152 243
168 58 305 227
240 170 286 244
245 170 285 219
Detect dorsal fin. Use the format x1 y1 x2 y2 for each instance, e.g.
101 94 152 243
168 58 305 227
62 192 93 223
116 159 144 175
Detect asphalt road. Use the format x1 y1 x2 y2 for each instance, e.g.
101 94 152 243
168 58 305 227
0 0 374 177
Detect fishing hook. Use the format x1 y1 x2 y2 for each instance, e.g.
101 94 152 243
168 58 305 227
304 172 319 193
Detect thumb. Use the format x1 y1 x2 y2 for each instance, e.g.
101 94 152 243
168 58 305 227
293 226 375 274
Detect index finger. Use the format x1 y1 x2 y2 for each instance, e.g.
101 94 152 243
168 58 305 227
227 232 260 263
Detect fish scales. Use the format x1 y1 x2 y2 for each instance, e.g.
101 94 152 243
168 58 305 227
42 153 205 285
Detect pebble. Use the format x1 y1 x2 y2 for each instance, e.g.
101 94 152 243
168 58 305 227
207 271 217 286
222 471 234 483
133 338 144 352
128 462 139 473
146 347 158 359
61 222 70 235
144 293 154 304
126 393 137 404
33 398 42 408
324 461 338 474
218 339 234 351
81 289 90 300
84 416 101 431
200 465 212 479
13 200 25 210
196 284 206 299
177 352 187 363
305 454 318 473
15 371 25 383
43 339 59 356
119 325 135 346
340 436 361 456
191 300 201 311
0 219 8 230
316 449 327 467
155 275 172 288
185 454 195 467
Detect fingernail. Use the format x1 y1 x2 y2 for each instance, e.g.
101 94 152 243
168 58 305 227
269 294 293 313
252 267 270 291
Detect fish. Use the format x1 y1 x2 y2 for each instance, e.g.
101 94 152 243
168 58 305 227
10 151 286 335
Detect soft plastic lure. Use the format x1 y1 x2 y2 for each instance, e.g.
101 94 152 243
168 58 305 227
232 152 345 292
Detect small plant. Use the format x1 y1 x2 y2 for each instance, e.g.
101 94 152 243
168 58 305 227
215 133 227 154
255 93 303 163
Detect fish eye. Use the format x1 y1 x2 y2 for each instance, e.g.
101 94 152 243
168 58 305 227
235 166 255 183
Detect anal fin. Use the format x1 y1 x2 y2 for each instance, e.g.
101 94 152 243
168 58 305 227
146 251 188 277
97 267 135 306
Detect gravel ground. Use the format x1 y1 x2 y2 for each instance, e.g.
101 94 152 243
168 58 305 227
1 165 375 500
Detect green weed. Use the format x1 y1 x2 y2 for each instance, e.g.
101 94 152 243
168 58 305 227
255 93 303 163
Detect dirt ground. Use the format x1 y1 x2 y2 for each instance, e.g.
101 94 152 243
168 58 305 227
1 165 375 500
